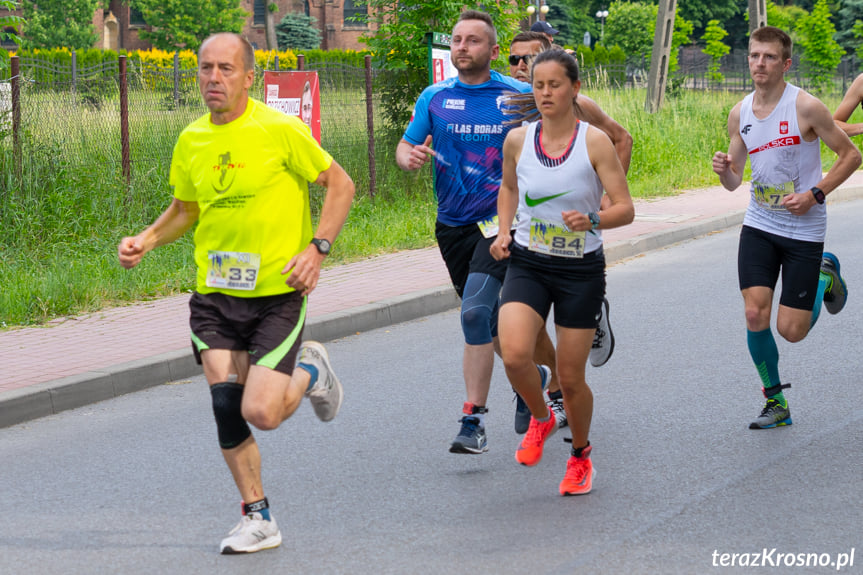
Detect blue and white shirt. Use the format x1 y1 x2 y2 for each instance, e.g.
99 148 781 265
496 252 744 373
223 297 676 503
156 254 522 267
403 71 530 226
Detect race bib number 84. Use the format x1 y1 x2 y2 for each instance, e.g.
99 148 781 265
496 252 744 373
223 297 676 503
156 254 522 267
529 218 585 258
206 250 261 290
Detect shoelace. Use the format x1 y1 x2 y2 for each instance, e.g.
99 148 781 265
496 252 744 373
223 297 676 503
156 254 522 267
760 399 783 416
523 418 551 446
459 417 480 433
592 328 605 349
565 457 589 481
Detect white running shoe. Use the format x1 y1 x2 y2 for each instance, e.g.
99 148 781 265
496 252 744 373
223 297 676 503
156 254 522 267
589 297 615 367
220 512 282 554
548 395 568 429
298 341 344 422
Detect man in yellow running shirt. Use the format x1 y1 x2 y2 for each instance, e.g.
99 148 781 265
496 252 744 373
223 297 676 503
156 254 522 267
118 33 354 555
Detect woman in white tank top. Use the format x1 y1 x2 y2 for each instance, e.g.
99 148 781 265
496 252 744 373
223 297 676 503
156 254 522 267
490 49 634 495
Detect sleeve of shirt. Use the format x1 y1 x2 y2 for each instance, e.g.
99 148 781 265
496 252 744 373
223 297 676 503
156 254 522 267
169 134 196 202
402 87 434 146
281 115 334 182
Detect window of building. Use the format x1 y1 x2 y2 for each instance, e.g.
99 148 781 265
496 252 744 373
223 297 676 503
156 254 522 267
1 26 17 49
344 0 367 27
253 0 266 26
129 7 145 27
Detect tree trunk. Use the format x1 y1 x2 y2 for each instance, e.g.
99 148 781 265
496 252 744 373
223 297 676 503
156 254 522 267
265 8 278 51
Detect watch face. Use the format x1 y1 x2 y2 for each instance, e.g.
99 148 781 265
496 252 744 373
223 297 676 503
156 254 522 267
314 239 331 254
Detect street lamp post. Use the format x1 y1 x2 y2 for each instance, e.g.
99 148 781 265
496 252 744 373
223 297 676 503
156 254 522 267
526 1 549 25
596 9 609 43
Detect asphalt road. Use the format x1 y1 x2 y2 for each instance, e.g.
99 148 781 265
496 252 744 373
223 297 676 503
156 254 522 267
2 203 862 574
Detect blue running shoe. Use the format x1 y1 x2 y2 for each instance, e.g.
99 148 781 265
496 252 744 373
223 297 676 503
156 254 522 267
514 365 551 435
821 252 847 315
450 416 488 454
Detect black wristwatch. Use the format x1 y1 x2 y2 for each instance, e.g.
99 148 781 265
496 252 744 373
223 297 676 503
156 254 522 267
311 238 331 255
810 187 825 205
587 212 601 230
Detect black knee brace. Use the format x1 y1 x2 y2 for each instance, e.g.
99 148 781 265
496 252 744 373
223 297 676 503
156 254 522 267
211 382 251 449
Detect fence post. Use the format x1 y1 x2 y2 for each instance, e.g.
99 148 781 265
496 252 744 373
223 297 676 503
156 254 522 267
275 54 279 71
298 54 305 71
71 51 77 94
841 57 848 95
364 55 376 198
11 55 20 176
173 51 180 108
119 55 131 186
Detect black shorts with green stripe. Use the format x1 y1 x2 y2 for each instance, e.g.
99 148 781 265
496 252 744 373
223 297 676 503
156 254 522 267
189 290 306 375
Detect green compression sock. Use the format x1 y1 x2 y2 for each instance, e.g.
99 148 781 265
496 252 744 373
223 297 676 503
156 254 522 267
810 272 829 329
747 328 785 405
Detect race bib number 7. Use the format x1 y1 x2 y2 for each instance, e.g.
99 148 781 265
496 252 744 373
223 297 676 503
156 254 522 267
206 250 261 290
752 181 792 211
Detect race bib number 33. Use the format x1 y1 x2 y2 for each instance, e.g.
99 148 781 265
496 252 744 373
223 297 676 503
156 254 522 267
206 250 261 290
528 218 585 258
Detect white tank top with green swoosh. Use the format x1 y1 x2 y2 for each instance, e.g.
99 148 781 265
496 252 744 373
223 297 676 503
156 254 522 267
513 120 604 255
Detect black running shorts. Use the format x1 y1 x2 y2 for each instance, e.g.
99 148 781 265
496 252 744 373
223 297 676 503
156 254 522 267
435 220 508 298
500 243 606 329
189 291 306 375
738 225 823 311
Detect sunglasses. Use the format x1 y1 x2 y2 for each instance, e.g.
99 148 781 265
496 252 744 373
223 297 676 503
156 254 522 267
508 54 533 66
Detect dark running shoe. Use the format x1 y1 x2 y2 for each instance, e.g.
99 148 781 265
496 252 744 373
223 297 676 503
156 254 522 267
821 252 847 315
449 416 488 454
514 364 552 434
749 398 792 429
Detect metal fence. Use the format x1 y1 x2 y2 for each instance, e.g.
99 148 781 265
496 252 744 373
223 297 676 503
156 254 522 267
1 53 386 197
1 48 860 198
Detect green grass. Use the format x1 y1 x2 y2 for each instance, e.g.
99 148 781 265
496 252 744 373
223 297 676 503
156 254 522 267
1 86 857 327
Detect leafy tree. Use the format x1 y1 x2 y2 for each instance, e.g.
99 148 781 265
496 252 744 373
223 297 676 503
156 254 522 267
129 0 248 51
276 12 321 51
604 2 654 58
854 19 863 60
544 0 596 49
20 0 98 50
795 0 843 93
0 0 23 46
603 1 692 72
835 0 863 56
764 0 808 38
356 1 523 133
677 0 739 38
701 19 730 83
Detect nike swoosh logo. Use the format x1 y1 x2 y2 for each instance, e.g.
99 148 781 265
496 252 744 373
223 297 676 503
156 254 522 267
525 190 569 207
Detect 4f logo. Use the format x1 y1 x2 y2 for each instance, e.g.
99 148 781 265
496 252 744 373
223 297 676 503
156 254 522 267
741 124 752 135
779 121 789 135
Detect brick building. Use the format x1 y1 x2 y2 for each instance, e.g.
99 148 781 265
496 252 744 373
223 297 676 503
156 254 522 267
3 1 372 52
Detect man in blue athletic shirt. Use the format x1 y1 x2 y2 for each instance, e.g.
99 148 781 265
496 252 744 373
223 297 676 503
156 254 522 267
396 10 550 454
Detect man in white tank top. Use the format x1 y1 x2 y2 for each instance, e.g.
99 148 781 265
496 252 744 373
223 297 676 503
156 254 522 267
712 26 861 430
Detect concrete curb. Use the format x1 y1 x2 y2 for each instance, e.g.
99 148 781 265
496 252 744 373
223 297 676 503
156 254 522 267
0 288 462 429
4 187 862 429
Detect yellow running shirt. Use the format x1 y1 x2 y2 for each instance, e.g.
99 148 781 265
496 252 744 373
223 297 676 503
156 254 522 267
171 98 333 297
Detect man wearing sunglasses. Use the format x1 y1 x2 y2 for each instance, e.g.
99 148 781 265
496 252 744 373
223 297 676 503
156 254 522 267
508 31 550 83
